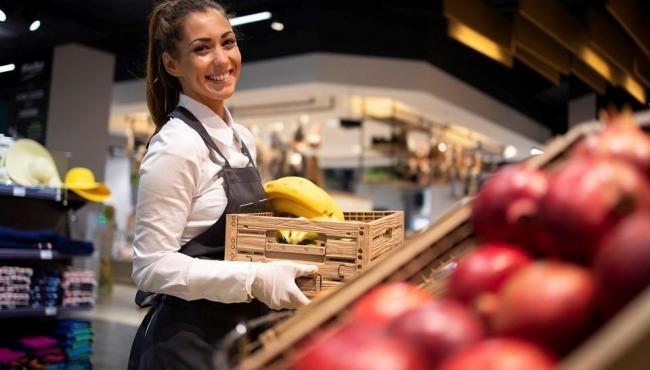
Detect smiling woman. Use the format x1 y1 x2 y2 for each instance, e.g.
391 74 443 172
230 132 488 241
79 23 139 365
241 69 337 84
161 8 241 118
127 1 318 370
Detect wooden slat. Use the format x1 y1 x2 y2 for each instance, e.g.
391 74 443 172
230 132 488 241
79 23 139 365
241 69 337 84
513 15 572 74
607 0 650 56
635 57 650 88
368 212 403 239
322 239 356 259
519 0 584 54
571 57 608 95
444 0 512 49
588 8 636 74
515 46 562 84
236 215 361 236
235 235 266 250
265 243 326 256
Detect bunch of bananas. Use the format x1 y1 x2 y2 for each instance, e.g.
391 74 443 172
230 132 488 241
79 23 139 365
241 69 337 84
263 176 345 245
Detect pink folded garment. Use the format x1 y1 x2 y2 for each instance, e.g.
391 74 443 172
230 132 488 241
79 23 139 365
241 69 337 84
0 347 26 363
18 336 58 349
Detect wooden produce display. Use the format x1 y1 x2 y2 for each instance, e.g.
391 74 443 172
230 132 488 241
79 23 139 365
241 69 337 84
225 211 404 298
236 112 650 370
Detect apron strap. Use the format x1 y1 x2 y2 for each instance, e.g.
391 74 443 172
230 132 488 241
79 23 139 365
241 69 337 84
170 106 256 168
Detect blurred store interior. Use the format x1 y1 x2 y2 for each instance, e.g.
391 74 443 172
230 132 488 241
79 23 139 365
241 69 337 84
1 0 649 369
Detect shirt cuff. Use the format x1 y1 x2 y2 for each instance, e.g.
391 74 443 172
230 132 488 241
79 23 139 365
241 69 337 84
187 259 252 303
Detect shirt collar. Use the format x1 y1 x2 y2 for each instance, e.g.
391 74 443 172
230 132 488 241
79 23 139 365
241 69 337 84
178 93 236 145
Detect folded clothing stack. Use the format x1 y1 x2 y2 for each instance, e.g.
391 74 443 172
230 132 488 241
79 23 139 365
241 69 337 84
0 227 94 255
61 271 95 308
16 336 65 370
53 320 93 370
30 270 62 308
0 347 27 370
0 266 32 309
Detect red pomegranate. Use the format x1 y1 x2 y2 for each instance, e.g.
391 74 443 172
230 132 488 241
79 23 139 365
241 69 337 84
572 115 650 178
594 210 650 315
292 323 427 370
492 261 598 354
349 282 433 326
541 157 650 262
471 165 549 255
447 243 532 304
437 338 556 370
387 299 485 367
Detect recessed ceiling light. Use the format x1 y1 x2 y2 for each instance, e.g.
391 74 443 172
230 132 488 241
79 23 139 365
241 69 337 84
0 64 16 73
0 9 7 22
271 21 284 31
230 11 271 26
29 19 41 31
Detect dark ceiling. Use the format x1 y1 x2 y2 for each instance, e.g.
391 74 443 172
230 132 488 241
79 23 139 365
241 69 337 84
1 0 648 135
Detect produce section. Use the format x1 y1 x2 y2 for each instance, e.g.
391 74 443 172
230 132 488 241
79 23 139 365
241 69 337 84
235 112 650 370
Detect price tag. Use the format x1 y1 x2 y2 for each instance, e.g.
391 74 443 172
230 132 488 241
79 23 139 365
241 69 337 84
12 187 26 197
44 307 57 316
40 250 54 260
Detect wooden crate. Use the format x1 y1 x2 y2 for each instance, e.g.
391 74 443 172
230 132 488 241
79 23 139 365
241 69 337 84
224 211 404 297
236 113 650 370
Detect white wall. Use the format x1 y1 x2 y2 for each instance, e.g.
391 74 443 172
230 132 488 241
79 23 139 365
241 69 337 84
46 44 115 180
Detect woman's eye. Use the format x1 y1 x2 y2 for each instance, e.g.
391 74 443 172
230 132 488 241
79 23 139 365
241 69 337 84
223 39 237 48
194 45 209 53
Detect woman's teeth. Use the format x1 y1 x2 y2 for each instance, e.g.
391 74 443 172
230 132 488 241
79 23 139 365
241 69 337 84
207 72 229 81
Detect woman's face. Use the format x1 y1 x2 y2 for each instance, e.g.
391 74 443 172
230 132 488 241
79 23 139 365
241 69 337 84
163 8 240 113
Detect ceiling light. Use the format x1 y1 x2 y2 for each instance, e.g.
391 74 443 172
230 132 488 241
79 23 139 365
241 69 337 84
230 11 271 26
271 21 284 31
0 64 16 73
530 147 544 156
0 9 6 22
448 20 513 67
29 19 41 31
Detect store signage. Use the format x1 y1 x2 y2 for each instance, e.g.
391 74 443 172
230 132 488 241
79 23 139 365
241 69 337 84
0 50 53 144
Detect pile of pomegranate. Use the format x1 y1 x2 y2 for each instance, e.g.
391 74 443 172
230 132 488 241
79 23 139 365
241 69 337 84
291 112 650 370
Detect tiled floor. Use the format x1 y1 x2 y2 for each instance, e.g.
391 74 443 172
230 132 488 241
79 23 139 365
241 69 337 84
76 284 147 370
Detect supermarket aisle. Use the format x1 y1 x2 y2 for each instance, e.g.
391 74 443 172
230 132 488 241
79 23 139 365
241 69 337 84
77 284 146 370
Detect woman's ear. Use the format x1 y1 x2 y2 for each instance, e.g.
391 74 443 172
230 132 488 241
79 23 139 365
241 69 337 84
162 52 180 77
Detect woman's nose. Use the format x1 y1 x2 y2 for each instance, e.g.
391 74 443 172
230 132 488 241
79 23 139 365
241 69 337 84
212 47 228 65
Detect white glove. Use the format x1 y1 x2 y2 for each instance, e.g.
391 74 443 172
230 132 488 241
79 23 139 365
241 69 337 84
246 261 318 310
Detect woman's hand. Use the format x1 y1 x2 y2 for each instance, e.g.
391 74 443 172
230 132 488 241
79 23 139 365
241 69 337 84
246 261 318 310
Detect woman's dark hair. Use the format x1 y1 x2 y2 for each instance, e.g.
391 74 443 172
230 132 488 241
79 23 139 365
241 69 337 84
146 0 227 132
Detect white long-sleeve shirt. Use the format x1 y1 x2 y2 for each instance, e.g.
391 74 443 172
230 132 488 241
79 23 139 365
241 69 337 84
132 94 256 303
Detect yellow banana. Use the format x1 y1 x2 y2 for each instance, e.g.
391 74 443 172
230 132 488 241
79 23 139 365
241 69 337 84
269 198 325 219
264 176 344 220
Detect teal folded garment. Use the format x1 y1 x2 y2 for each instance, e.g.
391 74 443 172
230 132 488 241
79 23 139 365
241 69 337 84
65 346 91 357
62 334 94 343
63 340 92 349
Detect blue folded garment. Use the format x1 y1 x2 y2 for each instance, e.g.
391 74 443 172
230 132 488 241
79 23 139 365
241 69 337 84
0 240 50 250
56 240 93 255
0 227 94 256
0 227 65 245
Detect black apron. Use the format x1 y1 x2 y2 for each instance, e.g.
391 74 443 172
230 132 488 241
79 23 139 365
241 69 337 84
128 107 270 370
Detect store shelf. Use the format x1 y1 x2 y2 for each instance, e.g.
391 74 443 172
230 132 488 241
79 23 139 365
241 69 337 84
0 184 62 202
0 249 90 260
0 306 91 319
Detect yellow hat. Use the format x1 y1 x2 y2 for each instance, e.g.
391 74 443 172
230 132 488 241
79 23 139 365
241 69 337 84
64 167 111 202
3 139 62 187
